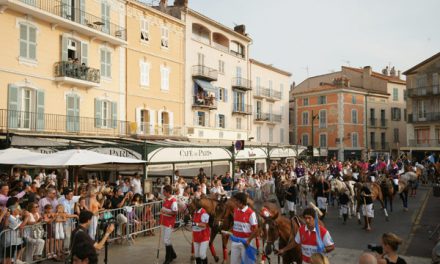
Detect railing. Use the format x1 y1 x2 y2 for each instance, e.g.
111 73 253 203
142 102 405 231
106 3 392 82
54 61 100 84
408 112 440 123
369 118 377 127
269 113 282 123
0 109 130 136
19 0 126 40
380 118 388 127
192 96 217 109
230 50 245 58
212 42 229 53
254 87 281 100
232 104 252 114
408 139 440 147
254 112 270 121
370 142 389 150
137 122 184 137
407 85 440 97
192 65 218 81
232 77 252 91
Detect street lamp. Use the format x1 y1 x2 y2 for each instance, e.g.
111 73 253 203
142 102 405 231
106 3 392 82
311 110 319 156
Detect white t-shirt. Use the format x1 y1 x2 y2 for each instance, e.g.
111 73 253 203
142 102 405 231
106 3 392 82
131 178 142 194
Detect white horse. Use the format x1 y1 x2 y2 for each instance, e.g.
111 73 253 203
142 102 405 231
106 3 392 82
297 174 311 208
330 178 356 217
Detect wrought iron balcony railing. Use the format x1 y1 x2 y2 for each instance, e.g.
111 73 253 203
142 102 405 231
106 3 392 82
407 85 440 97
54 61 100 85
192 65 218 81
232 77 252 91
232 104 252 115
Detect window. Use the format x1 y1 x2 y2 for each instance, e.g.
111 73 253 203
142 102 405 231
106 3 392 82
230 41 244 57
218 88 224 101
161 26 169 48
140 18 149 42
19 23 37 61
139 61 150 87
352 109 358 124
391 107 401 121
256 126 261 141
269 128 274 142
236 118 242 130
101 2 110 33
218 114 225 128
7 85 45 130
196 111 206 126
233 91 245 112
160 66 170 91
318 96 327 104
370 132 376 148
393 128 399 143
417 100 426 119
100 48 111 78
403 90 407 101
218 60 225 74
197 53 205 66
319 134 327 148
303 98 309 106
95 99 117 128
352 95 356 104
302 134 309 146
280 128 284 144
319 110 327 128
404 109 407 121
302 111 309 125
280 84 284 100
393 88 398 101
352 133 358 147
66 94 80 132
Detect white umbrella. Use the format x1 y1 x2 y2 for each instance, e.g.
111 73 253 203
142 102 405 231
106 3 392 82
0 148 44 165
18 149 146 166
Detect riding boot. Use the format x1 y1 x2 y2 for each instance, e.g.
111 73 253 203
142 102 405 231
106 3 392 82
170 245 177 260
163 246 171 264
343 214 347 224
195 257 201 264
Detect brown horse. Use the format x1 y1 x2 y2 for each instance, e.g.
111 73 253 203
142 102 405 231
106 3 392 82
354 182 389 222
376 175 395 212
260 202 302 264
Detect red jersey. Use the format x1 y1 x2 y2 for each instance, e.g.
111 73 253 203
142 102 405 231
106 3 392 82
294 225 334 264
232 206 257 238
192 208 210 242
161 196 178 228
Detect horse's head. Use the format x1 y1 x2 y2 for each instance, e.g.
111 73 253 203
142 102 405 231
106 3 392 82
260 215 279 256
212 200 227 231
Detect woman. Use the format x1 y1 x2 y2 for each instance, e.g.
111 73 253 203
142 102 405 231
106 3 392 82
24 202 45 262
376 232 407 264
175 177 187 196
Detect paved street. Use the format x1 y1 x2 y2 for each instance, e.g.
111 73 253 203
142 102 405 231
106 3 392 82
83 185 436 264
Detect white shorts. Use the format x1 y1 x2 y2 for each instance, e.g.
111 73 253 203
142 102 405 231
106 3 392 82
286 201 296 212
55 222 65 240
317 197 328 210
362 204 374 218
340 204 348 215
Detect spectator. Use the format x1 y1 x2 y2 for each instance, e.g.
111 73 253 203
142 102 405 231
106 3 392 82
43 204 56 259
39 188 58 214
4 197 28 264
197 168 207 184
21 170 32 186
359 252 378 264
0 182 30 207
24 202 45 262
59 187 81 253
221 172 232 192
131 173 142 195
376 233 407 264
71 241 98 264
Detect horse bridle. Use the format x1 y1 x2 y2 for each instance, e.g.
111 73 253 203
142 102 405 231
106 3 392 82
262 215 297 254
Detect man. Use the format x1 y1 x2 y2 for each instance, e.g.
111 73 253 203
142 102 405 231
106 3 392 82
59 187 81 252
221 172 232 192
160 185 178 264
131 173 142 195
361 182 374 231
230 192 258 264
192 198 210 264
111 188 132 236
285 179 298 218
295 161 306 178
293 208 335 264
313 176 330 219
358 252 378 264
71 211 115 263
197 168 207 184
173 170 180 183
39 187 58 213
0 182 30 207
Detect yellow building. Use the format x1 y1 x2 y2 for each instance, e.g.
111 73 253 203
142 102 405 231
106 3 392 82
0 0 127 138
125 0 185 139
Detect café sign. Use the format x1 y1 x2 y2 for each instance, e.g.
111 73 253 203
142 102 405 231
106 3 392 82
148 147 231 163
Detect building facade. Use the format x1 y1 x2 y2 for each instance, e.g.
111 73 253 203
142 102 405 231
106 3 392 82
0 0 127 137
125 0 185 139
250 59 291 144
403 52 440 160
292 66 406 160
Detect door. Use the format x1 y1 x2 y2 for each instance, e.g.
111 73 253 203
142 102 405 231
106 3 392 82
418 100 426 120
66 95 80 132
380 109 385 126
256 101 262 119
20 89 32 129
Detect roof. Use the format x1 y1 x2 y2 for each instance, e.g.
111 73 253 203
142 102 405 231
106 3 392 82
402 52 440 75
342 66 406 85
249 59 292 77
291 82 369 96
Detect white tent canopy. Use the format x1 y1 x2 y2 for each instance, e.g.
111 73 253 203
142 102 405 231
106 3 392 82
15 149 146 166
0 148 44 165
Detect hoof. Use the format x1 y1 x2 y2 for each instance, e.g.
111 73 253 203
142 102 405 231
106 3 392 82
214 256 219 262
358 220 362 225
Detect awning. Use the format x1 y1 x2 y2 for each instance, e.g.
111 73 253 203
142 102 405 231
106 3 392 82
236 147 267 160
195 79 216 92
147 147 232 164
0 148 44 165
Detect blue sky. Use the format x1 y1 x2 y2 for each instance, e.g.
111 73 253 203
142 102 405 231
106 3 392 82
189 0 440 84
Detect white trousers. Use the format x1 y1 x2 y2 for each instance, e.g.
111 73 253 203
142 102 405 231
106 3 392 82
230 240 256 264
162 226 173 246
286 200 296 212
24 237 45 262
194 241 209 259
88 215 98 240
63 223 72 250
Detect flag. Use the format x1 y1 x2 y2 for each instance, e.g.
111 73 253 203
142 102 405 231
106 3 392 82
315 211 325 253
428 154 435 164
229 234 258 264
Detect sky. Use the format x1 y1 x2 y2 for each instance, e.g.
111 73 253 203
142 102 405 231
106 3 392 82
188 0 440 85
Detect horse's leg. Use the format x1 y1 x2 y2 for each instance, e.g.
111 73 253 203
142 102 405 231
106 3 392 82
222 234 229 264
379 197 389 221
389 194 393 212
209 230 219 262
356 201 361 224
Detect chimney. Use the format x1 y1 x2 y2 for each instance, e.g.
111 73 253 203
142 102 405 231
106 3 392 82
234 25 246 35
390 66 396 77
363 66 372 76
173 0 188 7
397 70 401 79
159 0 167 9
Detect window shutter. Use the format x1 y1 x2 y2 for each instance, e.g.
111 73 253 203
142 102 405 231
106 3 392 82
100 49 106 76
215 114 219 128
94 99 102 128
61 0 71 19
36 90 45 131
193 112 198 126
102 2 110 33
28 27 36 60
224 89 228 102
140 61 146 86
106 51 111 77
157 110 163 128
224 116 227 129
168 112 174 132
233 92 237 111
165 68 170 90
7 84 20 129
135 107 141 134
215 87 219 101
61 35 68 61
241 94 245 111
149 110 156 135
66 95 75 132
79 0 85 24
19 24 27 58
111 102 117 128
81 42 88 65
74 96 80 131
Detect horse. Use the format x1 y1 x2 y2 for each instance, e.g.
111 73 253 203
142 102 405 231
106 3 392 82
330 178 356 217
397 171 419 211
274 172 289 212
376 175 395 212
259 202 302 264
297 175 311 208
354 182 389 222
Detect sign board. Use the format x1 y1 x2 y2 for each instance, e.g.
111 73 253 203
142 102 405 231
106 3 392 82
236 148 267 160
148 147 231 163
320 148 328 157
90 148 142 160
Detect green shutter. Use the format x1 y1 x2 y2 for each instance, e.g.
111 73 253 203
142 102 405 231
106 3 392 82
100 49 105 76
8 85 20 129
106 51 111 78
66 95 80 132
28 26 36 60
61 35 68 61
95 99 102 128
79 0 85 24
111 102 117 128
36 90 45 131
81 42 88 65
61 0 71 19
19 24 27 58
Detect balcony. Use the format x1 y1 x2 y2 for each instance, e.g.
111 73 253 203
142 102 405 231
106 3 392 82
369 118 387 128
232 77 252 91
232 104 252 115
370 142 389 150
253 87 281 100
136 122 184 137
54 61 100 88
380 119 388 128
408 139 440 148
192 65 218 82
0 0 127 45
268 113 282 123
407 85 440 98
254 112 270 122
192 96 217 110
408 112 440 123
0 109 129 136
